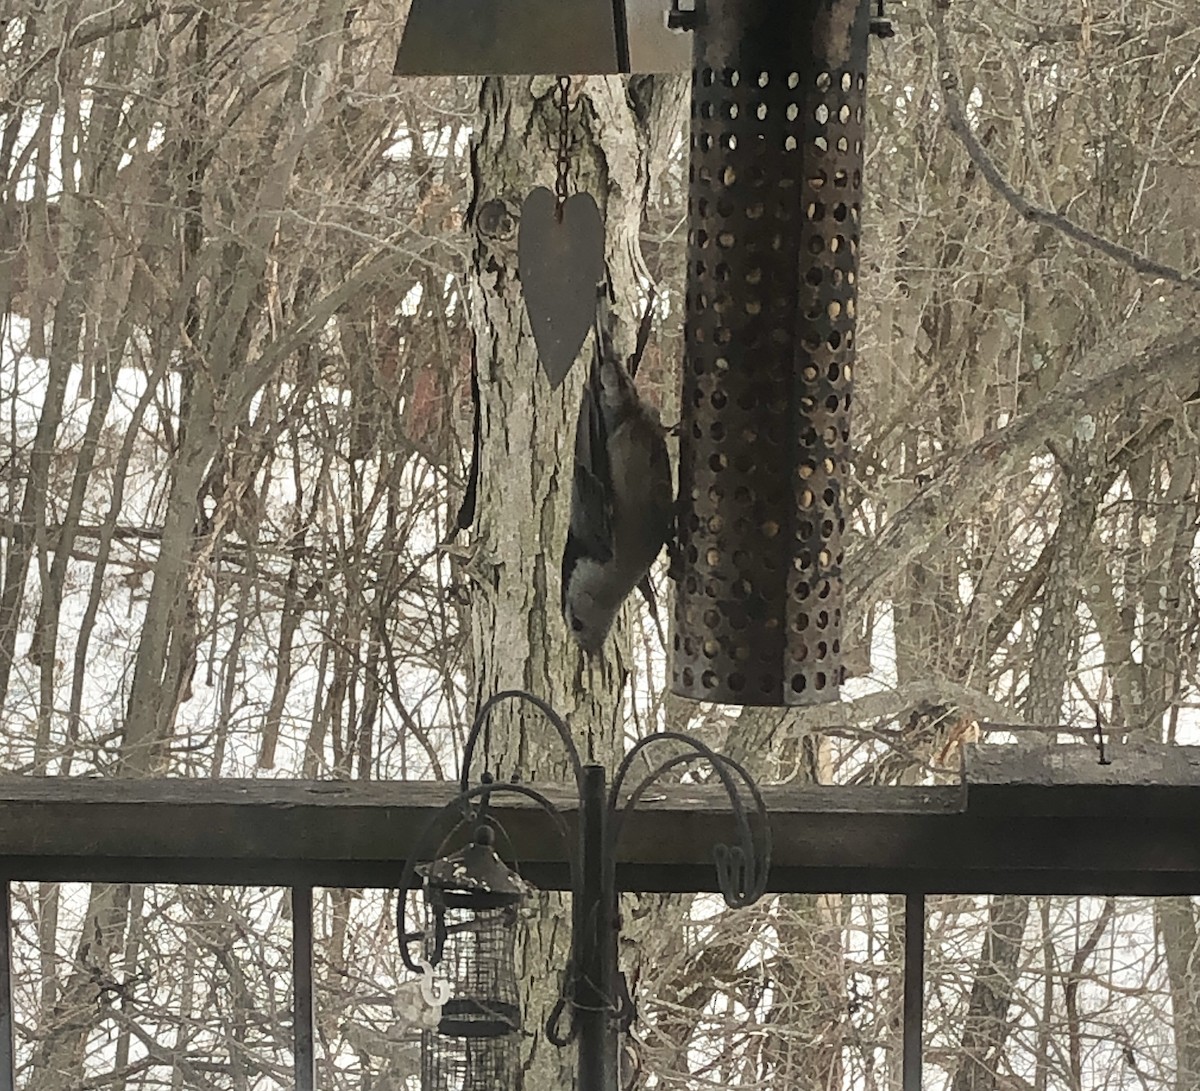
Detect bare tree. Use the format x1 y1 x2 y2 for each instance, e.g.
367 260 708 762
1 0 1198 1088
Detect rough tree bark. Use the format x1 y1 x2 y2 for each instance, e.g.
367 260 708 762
464 72 683 1089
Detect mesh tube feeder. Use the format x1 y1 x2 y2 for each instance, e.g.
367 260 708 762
408 822 532 1091
417 824 531 1038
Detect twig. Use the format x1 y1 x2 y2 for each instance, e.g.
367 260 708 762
930 6 1200 290
3 5 194 113
847 329 1200 615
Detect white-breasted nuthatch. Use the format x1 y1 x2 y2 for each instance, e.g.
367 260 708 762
561 283 674 654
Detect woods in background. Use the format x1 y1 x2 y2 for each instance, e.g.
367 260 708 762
0 1 1198 1088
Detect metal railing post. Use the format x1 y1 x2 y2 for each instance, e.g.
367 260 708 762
292 886 316 1091
0 883 14 1091
903 893 926 1091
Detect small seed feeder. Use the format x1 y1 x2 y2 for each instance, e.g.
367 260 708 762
405 822 533 1091
418 824 531 1037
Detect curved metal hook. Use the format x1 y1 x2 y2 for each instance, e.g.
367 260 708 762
460 689 586 792
608 733 770 909
395 780 571 974
617 752 767 908
545 967 578 1046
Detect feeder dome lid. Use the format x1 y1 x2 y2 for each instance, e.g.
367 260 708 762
417 825 533 901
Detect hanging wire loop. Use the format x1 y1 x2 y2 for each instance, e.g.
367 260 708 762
460 689 586 793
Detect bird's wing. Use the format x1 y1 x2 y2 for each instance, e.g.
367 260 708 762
561 327 615 610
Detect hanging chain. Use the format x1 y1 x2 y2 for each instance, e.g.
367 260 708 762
553 74 572 217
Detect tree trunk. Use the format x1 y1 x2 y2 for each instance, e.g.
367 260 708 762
464 72 683 1090
1158 898 1200 1090
951 454 1101 1091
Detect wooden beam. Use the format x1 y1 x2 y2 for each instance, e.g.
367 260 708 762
0 744 1195 894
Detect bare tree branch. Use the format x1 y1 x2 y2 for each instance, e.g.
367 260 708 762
848 330 1200 615
931 4 1200 290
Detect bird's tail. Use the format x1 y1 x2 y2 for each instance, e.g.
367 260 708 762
630 285 656 380
592 277 657 380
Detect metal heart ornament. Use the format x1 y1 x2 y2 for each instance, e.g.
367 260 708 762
518 186 606 388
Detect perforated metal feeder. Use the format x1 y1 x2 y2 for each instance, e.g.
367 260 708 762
671 0 869 706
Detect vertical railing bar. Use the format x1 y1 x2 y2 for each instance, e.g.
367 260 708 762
292 885 316 1091
0 882 15 1091
903 892 926 1091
